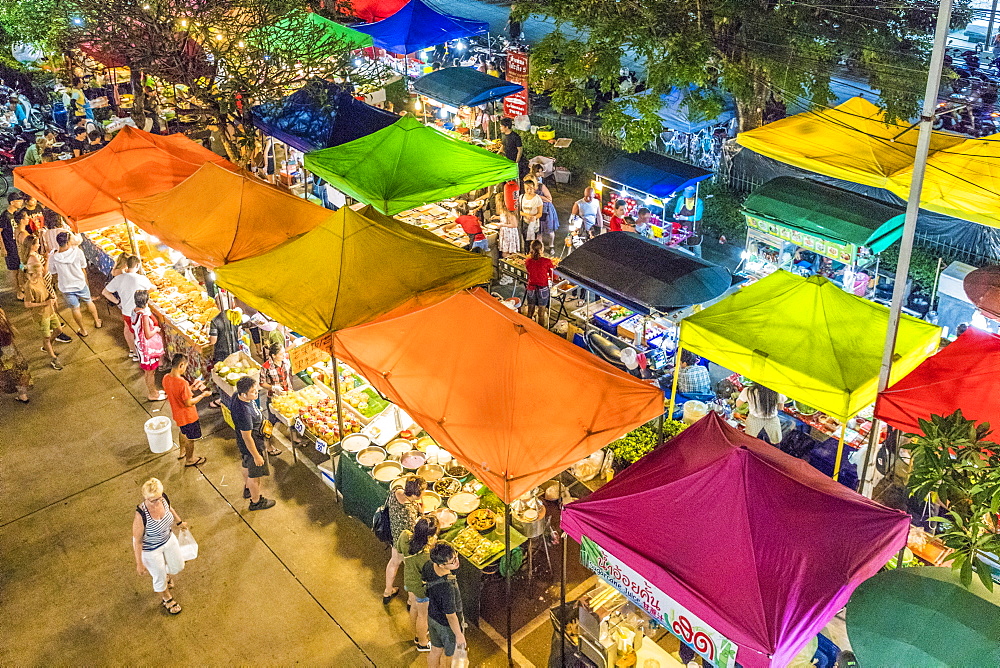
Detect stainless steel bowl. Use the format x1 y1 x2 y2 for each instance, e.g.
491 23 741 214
356 445 387 468
399 450 427 470
416 463 445 482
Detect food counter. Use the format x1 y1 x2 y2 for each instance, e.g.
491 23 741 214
83 224 219 378
395 201 500 249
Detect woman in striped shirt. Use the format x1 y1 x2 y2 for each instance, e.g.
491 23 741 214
131 478 188 614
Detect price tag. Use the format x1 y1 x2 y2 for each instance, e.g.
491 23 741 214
294 418 305 435
315 438 327 455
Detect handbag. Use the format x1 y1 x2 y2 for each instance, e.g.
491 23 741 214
372 502 392 544
261 418 274 438
176 527 198 561
135 313 165 361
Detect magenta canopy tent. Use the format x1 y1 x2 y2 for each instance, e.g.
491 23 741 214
562 413 909 668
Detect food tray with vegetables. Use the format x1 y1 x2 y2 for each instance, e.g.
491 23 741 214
342 386 391 421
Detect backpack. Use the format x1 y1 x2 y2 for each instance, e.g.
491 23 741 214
372 501 392 544
136 492 170 527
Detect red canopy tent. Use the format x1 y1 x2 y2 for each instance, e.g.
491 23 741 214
340 0 409 22
562 413 909 668
334 288 664 503
875 327 1000 442
13 126 237 232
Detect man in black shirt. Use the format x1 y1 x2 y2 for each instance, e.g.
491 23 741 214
422 542 466 665
231 376 276 511
67 127 89 157
500 117 527 183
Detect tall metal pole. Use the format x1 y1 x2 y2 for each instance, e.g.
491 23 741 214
862 0 954 497
987 0 999 52
504 478 513 667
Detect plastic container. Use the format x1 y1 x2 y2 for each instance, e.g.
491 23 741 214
682 400 709 425
144 417 174 453
553 167 572 183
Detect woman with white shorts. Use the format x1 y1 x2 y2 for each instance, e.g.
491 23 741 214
132 478 188 614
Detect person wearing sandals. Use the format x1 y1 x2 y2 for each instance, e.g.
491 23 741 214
162 353 211 467
132 290 166 402
383 475 425 604
132 477 188 615
397 516 439 652
102 255 153 362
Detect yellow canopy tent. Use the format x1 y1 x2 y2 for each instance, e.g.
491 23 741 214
737 98 963 188
122 163 328 268
214 205 493 339
676 271 941 422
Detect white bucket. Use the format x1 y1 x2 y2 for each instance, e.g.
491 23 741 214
682 400 709 425
144 416 174 453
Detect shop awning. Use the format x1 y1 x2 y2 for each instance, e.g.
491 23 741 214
121 163 328 268
555 232 733 314
875 327 1000 443
13 126 238 232
251 79 398 154
304 115 517 215
215 205 492 339
596 151 712 199
351 0 488 55
846 566 1000 667
413 67 523 108
742 177 906 253
260 10 373 51
334 288 664 503
562 413 909 668
680 271 941 419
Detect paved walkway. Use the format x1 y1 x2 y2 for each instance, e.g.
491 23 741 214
0 274 530 666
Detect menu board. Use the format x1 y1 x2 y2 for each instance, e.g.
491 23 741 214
745 215 857 265
289 333 334 373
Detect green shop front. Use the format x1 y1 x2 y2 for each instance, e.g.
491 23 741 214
739 177 905 296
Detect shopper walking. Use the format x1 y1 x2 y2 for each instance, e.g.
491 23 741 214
22 262 71 370
259 342 290 457
571 187 601 239
131 289 165 401
131 477 188 615
232 376 276 511
736 383 786 444
607 199 627 233
397 516 440 652
20 196 46 234
1 192 26 295
384 474 426 604
528 164 560 254
497 207 521 258
163 353 211 466
520 179 544 243
0 307 31 403
499 117 527 183
422 542 466 668
523 240 553 326
49 231 102 336
102 255 153 361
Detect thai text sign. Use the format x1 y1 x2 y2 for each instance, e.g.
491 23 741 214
580 535 737 668
503 51 529 118
745 215 857 265
288 333 333 373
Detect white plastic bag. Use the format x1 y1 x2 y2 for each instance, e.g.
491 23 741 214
452 646 469 668
177 528 199 561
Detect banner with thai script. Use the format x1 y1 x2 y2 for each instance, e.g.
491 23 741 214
503 51 529 118
580 535 737 668
288 333 333 373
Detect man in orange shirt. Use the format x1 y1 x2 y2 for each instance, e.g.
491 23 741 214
162 353 212 466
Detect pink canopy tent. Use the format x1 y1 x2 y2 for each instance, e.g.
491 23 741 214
561 413 909 668
875 327 1000 443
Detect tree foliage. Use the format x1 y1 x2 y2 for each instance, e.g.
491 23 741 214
518 0 973 146
908 410 1000 590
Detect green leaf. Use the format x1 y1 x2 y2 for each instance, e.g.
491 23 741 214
975 560 995 592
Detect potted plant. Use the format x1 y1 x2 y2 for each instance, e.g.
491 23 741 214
907 410 1000 589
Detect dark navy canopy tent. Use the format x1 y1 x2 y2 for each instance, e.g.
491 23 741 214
597 151 713 200
251 80 398 153
352 0 489 55
413 67 523 107
556 232 733 314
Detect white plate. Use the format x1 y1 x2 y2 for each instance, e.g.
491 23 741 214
447 492 481 515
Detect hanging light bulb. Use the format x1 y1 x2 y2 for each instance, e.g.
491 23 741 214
179 18 188 27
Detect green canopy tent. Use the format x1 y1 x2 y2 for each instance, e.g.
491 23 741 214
303 115 518 215
215 204 492 339
262 11 373 51
846 566 1000 667
742 177 906 255
671 271 941 478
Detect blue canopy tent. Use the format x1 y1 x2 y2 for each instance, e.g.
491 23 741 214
352 0 489 55
413 67 523 107
656 87 735 134
596 151 713 211
250 80 398 153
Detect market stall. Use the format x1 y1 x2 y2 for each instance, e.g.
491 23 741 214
593 151 712 246
352 0 488 59
740 177 905 295
672 271 941 483
875 327 1000 443
304 115 517 215
561 412 910 668
13 126 238 231
553 231 735 374
412 66 522 138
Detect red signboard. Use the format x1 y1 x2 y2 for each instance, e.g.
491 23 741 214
503 51 530 118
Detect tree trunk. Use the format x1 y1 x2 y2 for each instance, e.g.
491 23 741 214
734 71 769 132
129 67 147 129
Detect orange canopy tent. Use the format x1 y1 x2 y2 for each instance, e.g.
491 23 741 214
334 288 665 502
13 126 237 232
121 163 328 268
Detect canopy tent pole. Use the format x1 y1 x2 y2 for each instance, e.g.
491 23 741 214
833 422 847 481
667 344 683 418
119 203 142 261
504 478 513 667
328 335 347 501
560 529 567 667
